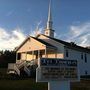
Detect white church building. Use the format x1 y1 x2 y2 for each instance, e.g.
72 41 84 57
8 1 90 77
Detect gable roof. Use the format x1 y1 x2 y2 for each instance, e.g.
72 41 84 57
15 34 90 53
15 36 30 52
40 34 90 53
31 36 57 49
15 36 57 52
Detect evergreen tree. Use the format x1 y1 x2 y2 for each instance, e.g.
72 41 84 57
0 50 16 68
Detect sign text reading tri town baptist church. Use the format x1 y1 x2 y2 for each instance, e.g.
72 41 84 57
36 58 79 82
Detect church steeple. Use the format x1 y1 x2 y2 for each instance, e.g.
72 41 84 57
45 0 54 38
47 0 52 29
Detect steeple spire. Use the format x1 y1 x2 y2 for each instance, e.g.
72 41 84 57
47 0 52 29
45 0 54 38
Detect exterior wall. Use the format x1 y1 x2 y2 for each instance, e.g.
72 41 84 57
26 54 35 61
16 53 34 61
21 53 26 60
47 53 56 58
64 47 90 75
56 53 64 58
20 49 64 61
46 50 64 58
17 37 46 53
86 53 90 75
21 53 37 61
47 53 64 58
45 29 54 38
38 35 65 54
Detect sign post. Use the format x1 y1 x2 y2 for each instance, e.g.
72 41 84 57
36 58 80 90
48 81 70 90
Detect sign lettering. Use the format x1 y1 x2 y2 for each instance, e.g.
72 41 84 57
36 58 79 82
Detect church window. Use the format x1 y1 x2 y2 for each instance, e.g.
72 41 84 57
81 53 83 59
85 53 87 63
66 50 69 57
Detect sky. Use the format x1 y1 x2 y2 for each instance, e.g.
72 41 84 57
0 0 90 50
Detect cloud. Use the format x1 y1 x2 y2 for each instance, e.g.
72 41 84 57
62 22 90 47
29 21 43 36
0 21 43 50
0 27 26 50
29 27 43 37
0 19 43 50
2 20 90 50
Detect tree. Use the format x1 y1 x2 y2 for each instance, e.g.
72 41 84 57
0 50 16 68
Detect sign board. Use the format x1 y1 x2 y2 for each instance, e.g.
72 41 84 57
36 58 80 82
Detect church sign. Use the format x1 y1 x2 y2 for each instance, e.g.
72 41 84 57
36 58 79 82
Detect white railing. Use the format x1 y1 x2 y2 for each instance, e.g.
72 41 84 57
8 60 26 76
8 59 37 76
8 63 20 75
14 64 20 75
16 60 26 69
24 66 31 76
8 63 15 70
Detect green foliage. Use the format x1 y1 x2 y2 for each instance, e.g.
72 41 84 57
0 50 16 68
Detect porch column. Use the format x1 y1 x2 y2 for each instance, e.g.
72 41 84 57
25 52 27 60
16 53 18 61
45 48 47 58
38 50 40 59
55 50 57 58
32 51 34 60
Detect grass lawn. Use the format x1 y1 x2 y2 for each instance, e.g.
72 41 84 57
0 78 47 90
0 68 90 90
0 68 47 90
71 79 90 90
0 79 90 90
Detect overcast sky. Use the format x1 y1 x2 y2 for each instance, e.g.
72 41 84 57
0 0 90 50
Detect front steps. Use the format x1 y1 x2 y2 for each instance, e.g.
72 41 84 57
7 60 37 77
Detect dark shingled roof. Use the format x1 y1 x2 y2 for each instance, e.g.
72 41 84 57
41 34 90 53
31 36 57 49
